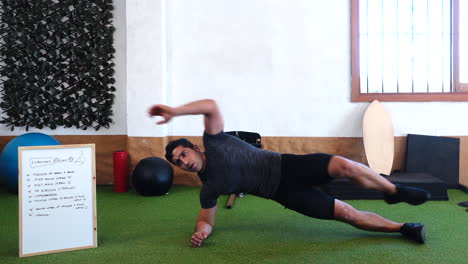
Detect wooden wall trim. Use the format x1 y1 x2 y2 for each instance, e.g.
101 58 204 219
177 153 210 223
127 135 467 187
0 135 466 187
0 135 127 185
127 136 203 186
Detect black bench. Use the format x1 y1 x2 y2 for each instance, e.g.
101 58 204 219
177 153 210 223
323 173 448 201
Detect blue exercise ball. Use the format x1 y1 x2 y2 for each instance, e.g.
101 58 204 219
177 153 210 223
0 133 60 193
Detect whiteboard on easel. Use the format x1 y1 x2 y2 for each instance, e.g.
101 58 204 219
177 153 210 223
18 144 97 257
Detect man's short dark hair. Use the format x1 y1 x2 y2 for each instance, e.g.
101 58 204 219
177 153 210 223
165 138 194 164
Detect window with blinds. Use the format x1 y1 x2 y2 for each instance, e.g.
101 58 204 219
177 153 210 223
351 0 468 102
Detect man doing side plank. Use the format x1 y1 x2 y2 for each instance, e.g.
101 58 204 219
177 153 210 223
148 99 430 247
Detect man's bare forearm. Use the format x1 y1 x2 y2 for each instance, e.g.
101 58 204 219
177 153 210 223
149 99 223 134
174 99 218 117
172 99 223 135
195 220 213 236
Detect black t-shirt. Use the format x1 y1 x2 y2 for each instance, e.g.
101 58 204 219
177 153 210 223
197 131 282 208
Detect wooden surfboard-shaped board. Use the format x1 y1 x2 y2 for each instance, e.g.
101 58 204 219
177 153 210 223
362 100 394 176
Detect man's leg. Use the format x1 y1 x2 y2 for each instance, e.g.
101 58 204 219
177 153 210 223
328 156 396 193
327 156 430 205
334 199 402 232
334 199 426 243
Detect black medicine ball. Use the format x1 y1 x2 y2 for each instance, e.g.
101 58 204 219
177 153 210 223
132 157 174 196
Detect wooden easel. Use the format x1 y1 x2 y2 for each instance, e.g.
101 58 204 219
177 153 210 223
226 193 245 209
224 131 261 209
226 194 237 209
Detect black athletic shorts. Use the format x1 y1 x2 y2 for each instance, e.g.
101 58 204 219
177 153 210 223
273 153 336 220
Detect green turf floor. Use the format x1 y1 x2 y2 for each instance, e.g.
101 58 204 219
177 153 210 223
1 185 467 264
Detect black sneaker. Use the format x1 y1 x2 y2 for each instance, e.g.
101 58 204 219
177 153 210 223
384 184 431 205
400 223 426 243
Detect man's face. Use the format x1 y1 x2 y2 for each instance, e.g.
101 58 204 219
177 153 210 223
171 145 204 172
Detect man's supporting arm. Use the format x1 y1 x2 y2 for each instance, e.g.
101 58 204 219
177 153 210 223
191 205 217 247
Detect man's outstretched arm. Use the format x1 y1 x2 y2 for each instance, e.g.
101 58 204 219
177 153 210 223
191 206 217 247
148 99 224 135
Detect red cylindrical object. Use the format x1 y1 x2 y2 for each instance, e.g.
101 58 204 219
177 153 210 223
113 151 128 192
